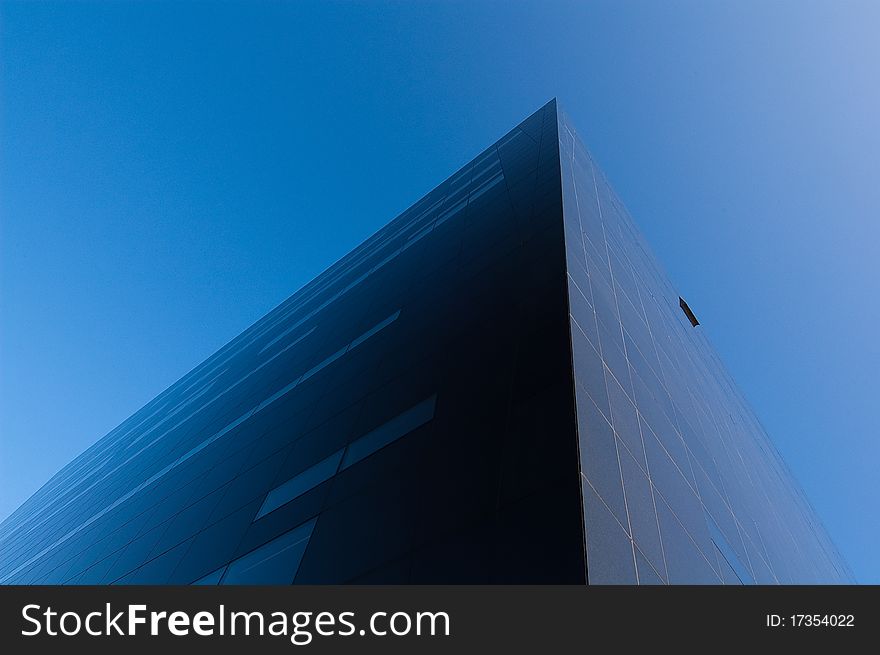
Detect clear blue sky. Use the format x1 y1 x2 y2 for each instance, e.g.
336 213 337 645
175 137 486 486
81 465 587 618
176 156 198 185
1 1 877 582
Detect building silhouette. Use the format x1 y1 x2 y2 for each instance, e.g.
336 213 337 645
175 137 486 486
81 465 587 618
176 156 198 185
0 100 852 584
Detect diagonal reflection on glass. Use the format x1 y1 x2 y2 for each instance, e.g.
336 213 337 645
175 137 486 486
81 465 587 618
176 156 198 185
253 394 438 521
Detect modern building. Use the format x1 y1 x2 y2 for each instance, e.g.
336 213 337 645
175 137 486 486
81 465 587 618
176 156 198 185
0 100 852 584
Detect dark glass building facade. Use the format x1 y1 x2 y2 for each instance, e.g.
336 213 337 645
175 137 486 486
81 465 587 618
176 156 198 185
0 100 852 584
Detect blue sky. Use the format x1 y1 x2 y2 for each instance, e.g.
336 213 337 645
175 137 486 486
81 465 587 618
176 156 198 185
1 1 877 582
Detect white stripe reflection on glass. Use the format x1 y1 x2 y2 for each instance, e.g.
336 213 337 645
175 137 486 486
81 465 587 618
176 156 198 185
0 310 402 583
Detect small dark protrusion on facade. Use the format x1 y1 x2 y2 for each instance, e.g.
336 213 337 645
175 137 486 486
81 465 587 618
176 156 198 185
679 296 700 327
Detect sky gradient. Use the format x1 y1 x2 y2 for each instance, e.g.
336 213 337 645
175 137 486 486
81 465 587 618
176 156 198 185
1 1 878 582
